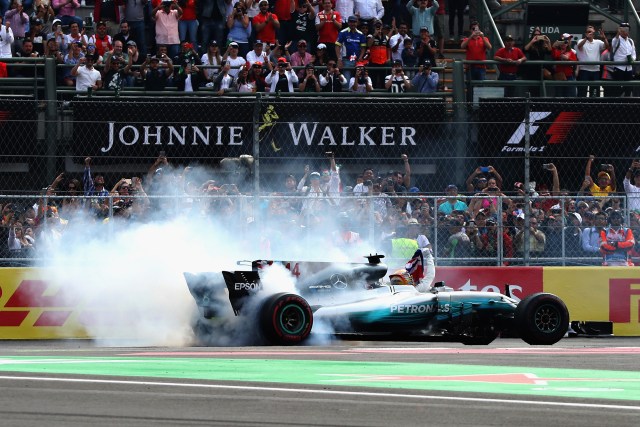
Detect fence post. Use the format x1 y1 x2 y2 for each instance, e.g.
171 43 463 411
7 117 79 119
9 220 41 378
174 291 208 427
44 57 58 185
523 93 531 265
253 93 262 233
452 60 469 185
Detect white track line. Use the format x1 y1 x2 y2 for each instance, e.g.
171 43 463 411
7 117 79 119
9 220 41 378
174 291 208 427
0 375 638 411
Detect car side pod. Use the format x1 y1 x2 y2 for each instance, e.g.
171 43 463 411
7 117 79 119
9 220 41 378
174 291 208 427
514 293 570 345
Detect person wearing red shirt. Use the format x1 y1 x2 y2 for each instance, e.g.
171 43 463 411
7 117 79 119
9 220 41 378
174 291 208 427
461 22 491 80
550 35 577 97
179 0 198 47
273 0 293 45
494 34 526 97
253 0 280 45
315 0 341 61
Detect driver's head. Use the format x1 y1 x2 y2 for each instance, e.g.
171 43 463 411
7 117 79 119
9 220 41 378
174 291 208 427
389 269 415 287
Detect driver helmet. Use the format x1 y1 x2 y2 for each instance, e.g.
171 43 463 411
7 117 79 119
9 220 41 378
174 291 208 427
389 269 415 287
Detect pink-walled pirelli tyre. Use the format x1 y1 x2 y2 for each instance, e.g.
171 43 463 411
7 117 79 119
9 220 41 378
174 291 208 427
515 293 569 345
260 293 313 345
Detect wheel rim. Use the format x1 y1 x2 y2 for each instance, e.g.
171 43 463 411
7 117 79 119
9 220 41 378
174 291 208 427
533 304 562 333
278 304 306 335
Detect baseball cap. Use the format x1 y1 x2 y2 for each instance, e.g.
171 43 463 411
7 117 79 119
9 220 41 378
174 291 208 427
298 39 307 46
407 218 419 225
259 0 269 4
253 61 263 66
620 22 630 29
277 56 288 63
150 55 160 62
310 172 321 180
32 18 43 25
568 212 582 224
393 59 402 65
348 16 358 22
126 40 137 47
228 41 239 48
317 43 327 49
254 39 263 45
445 184 458 191
420 27 429 32
52 18 62 27
305 63 314 69
504 34 514 41
209 40 218 47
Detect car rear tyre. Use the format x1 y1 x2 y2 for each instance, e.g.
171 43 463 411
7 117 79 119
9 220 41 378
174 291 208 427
515 293 569 345
260 293 313 345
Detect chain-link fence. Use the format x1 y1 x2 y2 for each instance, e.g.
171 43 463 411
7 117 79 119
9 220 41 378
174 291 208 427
2 95 640 266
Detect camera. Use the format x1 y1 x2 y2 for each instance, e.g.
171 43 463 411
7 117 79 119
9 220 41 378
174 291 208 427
543 163 553 170
480 166 489 173
600 163 610 170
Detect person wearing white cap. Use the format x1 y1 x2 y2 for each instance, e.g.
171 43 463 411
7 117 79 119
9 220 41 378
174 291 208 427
253 0 280 45
610 22 636 96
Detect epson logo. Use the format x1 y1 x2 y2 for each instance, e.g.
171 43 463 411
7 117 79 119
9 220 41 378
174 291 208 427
234 282 261 291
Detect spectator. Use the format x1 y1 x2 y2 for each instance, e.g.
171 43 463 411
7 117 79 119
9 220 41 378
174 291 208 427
437 184 467 215
153 0 182 59
88 21 113 56
65 21 89 53
319 59 346 91
564 211 583 258
222 41 246 77
265 56 298 92
141 53 173 90
353 0 383 29
332 211 363 251
104 39 128 64
123 0 147 57
523 27 551 96
272 0 294 45
85 43 103 65
0 16 13 58
385 59 411 92
478 216 513 265
290 38 314 79
33 0 55 24
348 61 372 92
315 0 341 62
551 35 577 97
611 22 636 97
430 0 444 58
213 60 235 93
5 0 29 52
389 22 410 63
27 18 47 56
94 0 125 35
365 19 388 87
582 211 607 257
576 26 608 97
62 40 84 86
83 157 110 217
113 21 135 48
336 15 365 81
400 37 417 72
493 34 526 97
411 61 438 93
448 0 466 40
246 39 268 66
71 52 102 91
313 42 328 66
406 0 438 36
461 21 491 81
226 2 251 57
103 53 133 91
47 19 66 55
442 217 470 261
247 60 268 91
513 215 546 257
267 41 290 66
253 0 280 46
201 39 222 84
298 63 321 92
291 1 316 50
584 155 616 197
197 0 227 52
236 64 256 92
600 210 635 266
52 0 82 30
465 165 503 193
44 38 64 83
173 41 202 91
415 27 436 67
179 0 198 47
624 159 640 212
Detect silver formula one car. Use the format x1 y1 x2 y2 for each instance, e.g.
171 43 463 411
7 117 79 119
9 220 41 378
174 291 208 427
184 255 569 346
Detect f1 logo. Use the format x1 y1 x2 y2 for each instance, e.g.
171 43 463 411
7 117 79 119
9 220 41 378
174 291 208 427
506 112 552 145
609 279 640 323
506 111 583 146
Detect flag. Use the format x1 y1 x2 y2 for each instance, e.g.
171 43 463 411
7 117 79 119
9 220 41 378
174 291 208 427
405 249 424 285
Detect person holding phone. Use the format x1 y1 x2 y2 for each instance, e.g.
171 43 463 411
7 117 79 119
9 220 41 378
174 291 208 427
576 25 609 97
265 56 298 92
465 165 503 193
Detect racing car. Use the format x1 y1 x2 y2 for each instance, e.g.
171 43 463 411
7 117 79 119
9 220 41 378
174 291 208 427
183 254 569 346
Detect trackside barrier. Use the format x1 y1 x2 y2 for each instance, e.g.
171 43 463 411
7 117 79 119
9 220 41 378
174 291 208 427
0 266 638 338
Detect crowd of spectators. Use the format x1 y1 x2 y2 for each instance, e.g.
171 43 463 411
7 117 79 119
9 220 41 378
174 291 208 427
3 152 640 268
